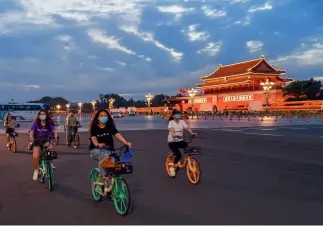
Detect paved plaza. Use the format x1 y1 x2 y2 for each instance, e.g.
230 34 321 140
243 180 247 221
1 115 322 134
1 126 323 224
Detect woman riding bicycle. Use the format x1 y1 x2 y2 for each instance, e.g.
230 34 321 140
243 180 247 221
89 109 132 185
4 113 18 150
29 110 58 180
168 109 197 177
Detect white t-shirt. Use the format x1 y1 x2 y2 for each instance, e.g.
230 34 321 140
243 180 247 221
168 120 188 142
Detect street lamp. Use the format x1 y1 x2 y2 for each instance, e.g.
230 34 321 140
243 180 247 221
56 105 61 113
78 102 83 115
66 103 70 114
260 79 275 108
108 98 115 109
187 88 198 109
145 93 153 107
188 88 198 119
91 100 96 112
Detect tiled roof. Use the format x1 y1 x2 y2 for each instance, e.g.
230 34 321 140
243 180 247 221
203 56 284 80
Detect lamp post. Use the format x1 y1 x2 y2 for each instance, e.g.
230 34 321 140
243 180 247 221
188 88 198 119
78 102 83 115
260 79 275 108
56 105 61 113
108 98 115 110
66 103 70 114
91 100 96 112
145 93 153 107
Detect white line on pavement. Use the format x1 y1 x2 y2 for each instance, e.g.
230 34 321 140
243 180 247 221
243 132 284 137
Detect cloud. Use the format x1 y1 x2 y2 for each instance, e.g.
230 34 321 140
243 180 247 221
201 6 227 18
230 0 251 3
246 40 263 52
88 28 136 55
157 5 195 20
248 2 273 13
197 42 222 56
233 15 251 26
271 41 323 66
113 61 127 66
120 25 183 61
24 85 40 89
139 55 152 62
99 67 115 72
0 0 149 33
182 24 209 42
56 35 73 42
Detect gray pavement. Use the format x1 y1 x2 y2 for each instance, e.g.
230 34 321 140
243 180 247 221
1 115 323 134
1 128 323 224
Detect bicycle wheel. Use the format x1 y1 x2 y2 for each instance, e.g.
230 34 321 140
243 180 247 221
90 168 102 202
112 177 131 216
186 157 201 185
46 161 53 191
165 153 175 178
10 137 17 153
73 133 80 149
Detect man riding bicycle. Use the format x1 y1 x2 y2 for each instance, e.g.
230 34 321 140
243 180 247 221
65 110 80 145
168 109 197 177
4 114 19 150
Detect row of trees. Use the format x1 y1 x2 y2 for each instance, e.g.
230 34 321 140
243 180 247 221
28 94 171 109
283 78 323 101
28 78 323 109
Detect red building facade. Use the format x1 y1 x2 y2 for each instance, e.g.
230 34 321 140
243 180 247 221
176 55 293 111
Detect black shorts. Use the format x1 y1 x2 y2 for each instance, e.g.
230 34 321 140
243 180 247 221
5 128 14 134
30 140 48 150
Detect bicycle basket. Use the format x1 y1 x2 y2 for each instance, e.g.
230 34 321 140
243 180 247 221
113 162 133 174
184 146 201 155
41 150 58 160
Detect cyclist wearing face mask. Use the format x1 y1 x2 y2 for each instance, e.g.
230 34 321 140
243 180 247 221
88 109 131 185
168 109 197 177
29 110 58 180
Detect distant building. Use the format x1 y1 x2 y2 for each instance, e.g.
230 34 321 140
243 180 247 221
174 55 293 111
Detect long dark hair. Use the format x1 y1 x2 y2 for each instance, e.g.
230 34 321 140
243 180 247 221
88 109 114 132
35 109 53 130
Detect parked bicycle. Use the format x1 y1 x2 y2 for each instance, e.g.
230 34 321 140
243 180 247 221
165 136 202 184
90 145 133 216
7 123 20 153
67 125 82 149
35 138 58 191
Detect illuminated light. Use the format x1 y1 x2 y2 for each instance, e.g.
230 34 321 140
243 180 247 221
145 93 153 107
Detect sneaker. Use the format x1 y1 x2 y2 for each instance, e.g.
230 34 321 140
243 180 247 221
169 167 176 177
50 163 56 170
32 169 38 181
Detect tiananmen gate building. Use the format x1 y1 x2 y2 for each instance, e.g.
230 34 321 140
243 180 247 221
174 55 293 111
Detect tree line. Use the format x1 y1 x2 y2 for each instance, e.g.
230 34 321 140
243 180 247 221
283 78 323 101
28 94 171 109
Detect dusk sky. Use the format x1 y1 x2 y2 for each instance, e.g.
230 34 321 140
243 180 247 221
0 0 322 103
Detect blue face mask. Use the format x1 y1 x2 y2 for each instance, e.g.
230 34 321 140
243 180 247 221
99 117 108 124
174 114 181 119
39 115 47 121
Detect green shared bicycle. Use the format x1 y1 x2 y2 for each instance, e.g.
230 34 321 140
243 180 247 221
37 140 58 191
90 146 133 216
